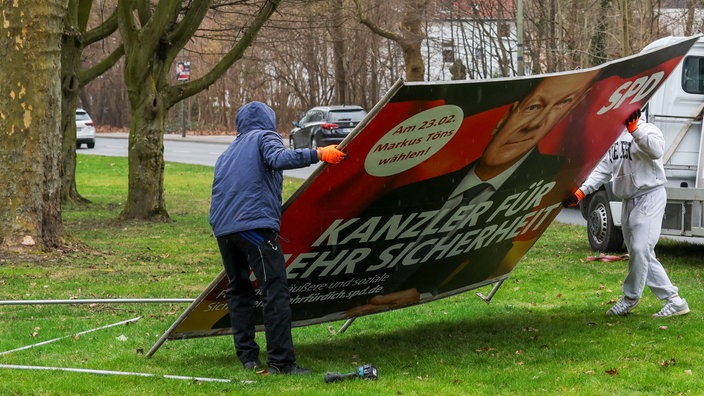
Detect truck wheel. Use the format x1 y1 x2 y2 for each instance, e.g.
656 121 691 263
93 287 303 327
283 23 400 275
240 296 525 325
587 191 624 252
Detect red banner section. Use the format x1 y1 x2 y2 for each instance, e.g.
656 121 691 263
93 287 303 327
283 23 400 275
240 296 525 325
158 36 699 343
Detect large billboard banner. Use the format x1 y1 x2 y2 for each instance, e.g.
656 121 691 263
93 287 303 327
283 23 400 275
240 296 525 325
150 36 699 352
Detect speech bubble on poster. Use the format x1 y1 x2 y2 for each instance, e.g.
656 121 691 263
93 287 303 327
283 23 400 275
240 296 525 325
365 105 463 177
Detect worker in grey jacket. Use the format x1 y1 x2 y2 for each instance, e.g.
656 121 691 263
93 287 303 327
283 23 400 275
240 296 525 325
565 109 689 318
210 101 346 374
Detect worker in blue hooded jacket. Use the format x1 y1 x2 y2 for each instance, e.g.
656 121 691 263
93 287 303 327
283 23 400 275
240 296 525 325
210 101 346 374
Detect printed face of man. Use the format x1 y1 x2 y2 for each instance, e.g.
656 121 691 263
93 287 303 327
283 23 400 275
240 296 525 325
477 71 597 179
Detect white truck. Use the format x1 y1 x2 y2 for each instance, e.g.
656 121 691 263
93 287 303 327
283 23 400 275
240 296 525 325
580 36 704 251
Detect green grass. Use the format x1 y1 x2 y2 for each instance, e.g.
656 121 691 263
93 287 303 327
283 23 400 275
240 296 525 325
1 154 703 395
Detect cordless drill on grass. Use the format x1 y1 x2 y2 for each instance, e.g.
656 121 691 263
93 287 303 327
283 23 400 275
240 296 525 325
324 364 378 383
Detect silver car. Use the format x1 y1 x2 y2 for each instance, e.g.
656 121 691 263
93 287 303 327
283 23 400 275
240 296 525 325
76 108 96 149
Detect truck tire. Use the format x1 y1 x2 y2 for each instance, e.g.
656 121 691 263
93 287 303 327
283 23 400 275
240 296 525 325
586 191 624 252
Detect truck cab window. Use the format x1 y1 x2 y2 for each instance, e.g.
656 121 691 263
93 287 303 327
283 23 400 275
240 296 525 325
682 56 704 94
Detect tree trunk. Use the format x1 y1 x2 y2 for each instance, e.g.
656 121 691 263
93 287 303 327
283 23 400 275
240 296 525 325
685 0 696 36
116 0 279 220
590 0 610 66
547 0 557 71
354 0 428 82
330 0 348 104
400 0 428 81
60 1 122 205
0 1 66 251
61 24 88 204
619 0 631 56
120 85 169 220
116 0 189 221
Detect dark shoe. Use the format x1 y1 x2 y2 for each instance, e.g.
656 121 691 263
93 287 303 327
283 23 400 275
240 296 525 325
243 360 262 370
269 364 312 375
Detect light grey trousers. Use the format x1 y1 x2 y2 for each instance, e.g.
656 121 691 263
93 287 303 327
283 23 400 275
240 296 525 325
621 187 679 301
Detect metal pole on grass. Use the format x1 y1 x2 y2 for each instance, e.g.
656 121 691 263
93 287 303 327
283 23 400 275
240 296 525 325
0 364 233 383
0 317 142 356
0 298 194 306
476 279 506 304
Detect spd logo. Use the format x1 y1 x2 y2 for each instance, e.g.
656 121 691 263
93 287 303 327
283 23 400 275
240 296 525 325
596 71 665 115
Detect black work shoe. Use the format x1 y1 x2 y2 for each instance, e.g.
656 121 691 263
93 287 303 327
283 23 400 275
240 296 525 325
243 360 262 370
268 364 312 375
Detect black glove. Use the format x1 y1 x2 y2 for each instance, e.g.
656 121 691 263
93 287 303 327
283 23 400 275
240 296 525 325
626 109 641 133
562 189 584 208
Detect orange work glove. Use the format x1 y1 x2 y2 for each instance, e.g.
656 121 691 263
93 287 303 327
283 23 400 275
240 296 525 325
317 145 347 164
626 109 641 133
562 189 585 208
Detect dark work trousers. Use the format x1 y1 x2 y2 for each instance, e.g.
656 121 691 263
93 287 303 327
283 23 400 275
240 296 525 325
216 229 295 368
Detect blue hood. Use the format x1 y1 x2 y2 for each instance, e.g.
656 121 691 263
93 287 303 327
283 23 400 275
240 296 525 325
236 101 276 135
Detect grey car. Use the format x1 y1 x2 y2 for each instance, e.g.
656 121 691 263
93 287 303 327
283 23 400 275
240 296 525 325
289 105 366 149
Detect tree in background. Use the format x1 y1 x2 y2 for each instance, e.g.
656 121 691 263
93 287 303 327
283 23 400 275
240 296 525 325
116 0 280 220
618 0 633 57
354 0 430 81
246 0 398 127
431 0 517 79
0 1 67 251
61 0 123 204
590 0 611 66
684 0 700 36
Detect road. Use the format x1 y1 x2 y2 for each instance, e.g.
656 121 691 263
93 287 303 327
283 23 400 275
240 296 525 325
85 133 320 180
85 133 585 225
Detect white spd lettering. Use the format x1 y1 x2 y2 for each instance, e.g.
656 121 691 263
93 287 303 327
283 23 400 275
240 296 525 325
596 71 664 115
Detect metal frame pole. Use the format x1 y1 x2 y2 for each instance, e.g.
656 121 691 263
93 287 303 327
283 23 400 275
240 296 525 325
475 279 506 304
0 317 141 356
338 318 355 334
0 298 194 306
0 364 232 383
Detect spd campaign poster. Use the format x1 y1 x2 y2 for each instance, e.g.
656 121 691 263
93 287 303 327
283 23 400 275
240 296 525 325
149 36 699 352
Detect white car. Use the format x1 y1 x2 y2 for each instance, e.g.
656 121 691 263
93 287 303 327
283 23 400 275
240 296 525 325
76 108 95 149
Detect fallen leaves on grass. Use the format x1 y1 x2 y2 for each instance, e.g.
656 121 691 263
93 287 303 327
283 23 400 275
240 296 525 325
605 368 619 376
660 358 676 368
474 346 496 353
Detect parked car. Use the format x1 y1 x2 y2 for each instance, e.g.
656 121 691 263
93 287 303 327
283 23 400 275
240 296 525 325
76 108 96 149
289 105 366 149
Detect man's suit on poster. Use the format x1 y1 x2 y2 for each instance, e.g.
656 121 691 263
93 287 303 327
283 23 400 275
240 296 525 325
368 149 564 297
